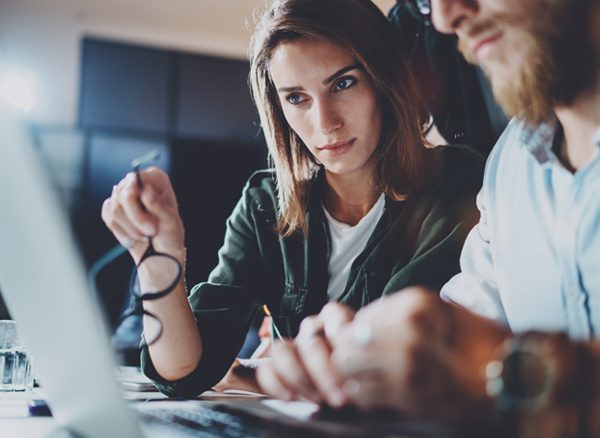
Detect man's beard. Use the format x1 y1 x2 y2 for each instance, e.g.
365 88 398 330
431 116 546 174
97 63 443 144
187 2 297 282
458 0 598 125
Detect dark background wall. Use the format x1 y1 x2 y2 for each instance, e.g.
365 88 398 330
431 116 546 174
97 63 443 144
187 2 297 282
75 37 267 330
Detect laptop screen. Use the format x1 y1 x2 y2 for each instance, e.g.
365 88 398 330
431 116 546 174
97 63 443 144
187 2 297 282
0 106 143 437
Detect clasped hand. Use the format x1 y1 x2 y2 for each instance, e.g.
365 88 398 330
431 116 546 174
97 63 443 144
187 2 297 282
256 287 509 419
101 167 185 264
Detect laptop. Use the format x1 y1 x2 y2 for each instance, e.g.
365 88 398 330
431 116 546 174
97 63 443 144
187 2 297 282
0 106 146 436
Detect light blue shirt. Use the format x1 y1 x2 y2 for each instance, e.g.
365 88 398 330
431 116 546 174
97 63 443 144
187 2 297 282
441 117 600 340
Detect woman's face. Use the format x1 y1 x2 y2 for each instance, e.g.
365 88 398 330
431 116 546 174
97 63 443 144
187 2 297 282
269 38 383 179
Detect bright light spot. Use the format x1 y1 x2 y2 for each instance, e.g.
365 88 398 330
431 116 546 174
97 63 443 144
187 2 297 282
0 72 37 113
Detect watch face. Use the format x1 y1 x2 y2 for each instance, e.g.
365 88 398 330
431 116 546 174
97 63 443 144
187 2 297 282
487 334 566 411
502 350 552 403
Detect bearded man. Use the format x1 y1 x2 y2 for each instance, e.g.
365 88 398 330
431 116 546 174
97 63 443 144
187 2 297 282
256 0 600 435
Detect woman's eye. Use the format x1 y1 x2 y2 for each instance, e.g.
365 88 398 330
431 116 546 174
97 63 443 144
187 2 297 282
286 94 305 105
335 77 356 91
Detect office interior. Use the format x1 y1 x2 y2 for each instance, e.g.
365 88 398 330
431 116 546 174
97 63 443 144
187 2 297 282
0 0 394 355
4 1 564 437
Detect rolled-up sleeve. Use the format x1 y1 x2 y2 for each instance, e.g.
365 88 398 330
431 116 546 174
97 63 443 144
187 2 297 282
440 188 509 326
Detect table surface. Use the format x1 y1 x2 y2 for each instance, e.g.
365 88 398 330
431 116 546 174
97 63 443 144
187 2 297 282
0 367 502 438
0 368 273 438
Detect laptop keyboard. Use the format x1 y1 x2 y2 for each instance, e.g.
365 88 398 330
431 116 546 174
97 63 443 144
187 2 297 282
138 404 262 437
136 402 330 438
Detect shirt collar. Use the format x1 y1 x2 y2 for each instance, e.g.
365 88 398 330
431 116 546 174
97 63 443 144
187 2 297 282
519 117 600 165
518 117 560 165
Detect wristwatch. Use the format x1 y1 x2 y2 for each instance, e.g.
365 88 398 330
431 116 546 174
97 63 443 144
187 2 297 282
485 333 561 411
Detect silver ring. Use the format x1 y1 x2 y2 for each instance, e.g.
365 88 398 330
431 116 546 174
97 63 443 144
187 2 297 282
352 322 373 347
343 379 361 396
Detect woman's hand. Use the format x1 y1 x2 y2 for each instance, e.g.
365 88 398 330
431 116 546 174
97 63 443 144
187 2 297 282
330 287 509 419
256 302 355 405
100 167 185 264
102 167 203 382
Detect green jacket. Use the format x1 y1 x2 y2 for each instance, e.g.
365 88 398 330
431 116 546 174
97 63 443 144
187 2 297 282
142 145 483 397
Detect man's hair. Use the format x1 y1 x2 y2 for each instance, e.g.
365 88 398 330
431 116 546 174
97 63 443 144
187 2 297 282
249 0 427 237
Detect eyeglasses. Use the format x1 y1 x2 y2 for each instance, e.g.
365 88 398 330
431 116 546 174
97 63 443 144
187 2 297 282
406 0 431 21
90 149 182 347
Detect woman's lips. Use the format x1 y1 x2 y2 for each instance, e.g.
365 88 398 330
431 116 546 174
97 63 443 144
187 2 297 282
319 138 356 156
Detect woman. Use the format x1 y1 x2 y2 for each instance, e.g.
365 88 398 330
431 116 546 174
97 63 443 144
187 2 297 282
101 0 482 399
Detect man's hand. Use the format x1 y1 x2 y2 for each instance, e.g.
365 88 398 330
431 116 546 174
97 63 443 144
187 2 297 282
256 302 355 405
330 287 509 419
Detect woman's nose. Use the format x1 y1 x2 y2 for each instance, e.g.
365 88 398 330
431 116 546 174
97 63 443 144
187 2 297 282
314 99 343 135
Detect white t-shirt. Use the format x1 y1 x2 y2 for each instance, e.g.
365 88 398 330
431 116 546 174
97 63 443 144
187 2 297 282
323 194 385 301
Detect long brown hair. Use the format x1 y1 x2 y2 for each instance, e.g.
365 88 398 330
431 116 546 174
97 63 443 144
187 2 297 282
249 0 427 237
